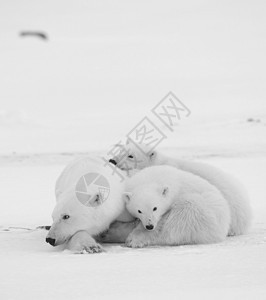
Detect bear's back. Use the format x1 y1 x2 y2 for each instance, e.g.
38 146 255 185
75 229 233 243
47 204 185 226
126 165 181 192
126 165 224 202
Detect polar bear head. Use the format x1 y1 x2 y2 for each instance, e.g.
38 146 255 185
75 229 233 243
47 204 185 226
124 184 171 231
46 159 126 247
109 140 157 171
46 190 105 246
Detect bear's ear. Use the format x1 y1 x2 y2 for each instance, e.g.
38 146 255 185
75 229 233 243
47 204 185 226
90 194 102 207
123 192 132 203
148 150 157 161
162 187 169 196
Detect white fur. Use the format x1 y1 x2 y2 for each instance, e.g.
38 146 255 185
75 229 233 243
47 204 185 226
47 156 133 252
124 165 231 247
112 142 252 235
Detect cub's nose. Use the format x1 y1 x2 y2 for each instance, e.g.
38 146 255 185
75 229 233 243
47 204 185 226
146 225 154 231
109 159 117 165
46 237 56 246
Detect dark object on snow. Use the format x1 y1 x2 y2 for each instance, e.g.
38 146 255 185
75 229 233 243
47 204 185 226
37 225 51 230
19 31 48 41
247 118 261 123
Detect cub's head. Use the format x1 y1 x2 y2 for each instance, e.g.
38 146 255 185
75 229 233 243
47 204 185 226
109 140 157 171
124 184 171 231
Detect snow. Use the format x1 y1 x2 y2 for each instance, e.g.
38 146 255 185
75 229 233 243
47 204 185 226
0 0 266 154
1 228 266 300
0 0 266 299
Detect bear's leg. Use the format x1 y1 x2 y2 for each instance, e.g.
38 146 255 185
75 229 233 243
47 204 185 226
125 222 164 248
66 230 104 254
96 220 138 243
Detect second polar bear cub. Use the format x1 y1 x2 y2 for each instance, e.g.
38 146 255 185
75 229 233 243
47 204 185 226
124 165 231 248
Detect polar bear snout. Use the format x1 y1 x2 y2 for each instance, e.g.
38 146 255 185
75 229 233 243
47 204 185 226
145 224 154 231
46 237 56 246
109 159 117 165
45 224 71 247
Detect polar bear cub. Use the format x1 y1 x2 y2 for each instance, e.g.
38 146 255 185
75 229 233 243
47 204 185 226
123 165 231 248
110 141 252 236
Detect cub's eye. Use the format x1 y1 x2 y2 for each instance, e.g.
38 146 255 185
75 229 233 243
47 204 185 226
62 215 70 220
138 210 142 214
128 155 134 159
153 207 157 211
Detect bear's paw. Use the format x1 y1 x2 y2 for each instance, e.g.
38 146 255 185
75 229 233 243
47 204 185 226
75 243 104 254
125 236 148 248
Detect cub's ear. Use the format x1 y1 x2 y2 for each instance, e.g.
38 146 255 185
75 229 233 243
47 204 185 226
123 192 133 203
162 187 169 196
148 150 157 161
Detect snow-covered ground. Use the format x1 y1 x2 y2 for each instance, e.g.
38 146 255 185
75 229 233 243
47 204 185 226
0 0 266 299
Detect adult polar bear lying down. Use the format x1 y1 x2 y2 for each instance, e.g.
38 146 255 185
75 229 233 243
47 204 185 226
46 157 135 253
109 141 252 236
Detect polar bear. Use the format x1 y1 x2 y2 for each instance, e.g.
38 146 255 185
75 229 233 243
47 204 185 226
46 156 134 253
109 141 252 236
121 165 231 248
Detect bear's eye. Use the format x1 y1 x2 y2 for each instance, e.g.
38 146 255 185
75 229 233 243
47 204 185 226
138 210 142 214
128 155 134 159
153 207 157 211
62 215 70 220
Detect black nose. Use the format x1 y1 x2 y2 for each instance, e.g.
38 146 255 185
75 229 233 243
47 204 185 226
109 159 117 165
146 225 154 230
46 237 56 246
